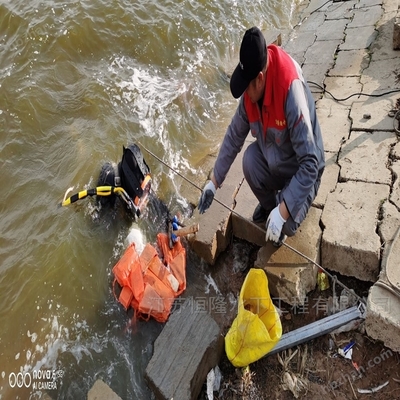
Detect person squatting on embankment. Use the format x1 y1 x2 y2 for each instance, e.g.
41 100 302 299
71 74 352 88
198 27 325 246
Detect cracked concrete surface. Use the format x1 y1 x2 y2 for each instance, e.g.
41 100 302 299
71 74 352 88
190 0 400 352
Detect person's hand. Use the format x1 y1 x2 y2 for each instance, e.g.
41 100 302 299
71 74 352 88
198 181 216 214
266 205 287 243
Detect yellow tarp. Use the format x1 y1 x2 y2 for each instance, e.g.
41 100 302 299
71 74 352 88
225 268 282 367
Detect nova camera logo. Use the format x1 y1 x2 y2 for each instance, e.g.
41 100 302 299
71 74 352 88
8 372 31 388
9 369 64 390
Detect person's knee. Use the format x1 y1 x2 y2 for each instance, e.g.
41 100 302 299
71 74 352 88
242 147 256 181
243 141 264 176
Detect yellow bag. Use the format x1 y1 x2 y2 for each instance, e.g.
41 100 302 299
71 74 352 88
225 268 282 367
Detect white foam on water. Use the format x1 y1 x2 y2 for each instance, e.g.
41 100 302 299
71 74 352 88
18 310 149 398
126 224 146 255
107 58 187 140
27 330 37 343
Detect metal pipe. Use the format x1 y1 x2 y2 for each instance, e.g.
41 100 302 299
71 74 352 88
266 303 366 356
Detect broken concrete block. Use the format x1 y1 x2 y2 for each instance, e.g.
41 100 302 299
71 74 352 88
339 131 396 185
393 11 400 49
87 380 122 400
313 152 340 208
232 179 265 247
321 181 389 282
365 283 400 352
190 140 251 265
190 194 232 265
254 207 322 306
145 298 224 400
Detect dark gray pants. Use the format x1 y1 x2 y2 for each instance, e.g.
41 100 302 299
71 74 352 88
242 141 319 237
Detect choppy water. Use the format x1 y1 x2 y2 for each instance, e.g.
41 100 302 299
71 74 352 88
0 1 299 398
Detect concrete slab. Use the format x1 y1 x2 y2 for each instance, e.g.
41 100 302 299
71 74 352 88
87 380 122 400
389 160 400 209
350 94 399 131
313 151 340 208
382 0 399 13
254 207 322 305
365 282 400 351
339 25 378 50
302 64 327 94
304 39 341 67
296 9 325 32
379 201 400 245
394 13 400 50
347 6 383 28
145 298 224 400
325 0 357 20
378 8 399 25
304 0 331 14
361 57 400 94
316 97 351 151
321 181 389 281
315 18 348 41
191 142 250 265
190 183 233 266
324 76 363 106
358 0 383 7
282 30 316 66
329 49 370 77
338 130 396 184
365 220 400 352
393 142 400 159
386 226 400 290
232 178 265 247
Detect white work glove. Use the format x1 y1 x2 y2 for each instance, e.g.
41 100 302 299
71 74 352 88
198 181 216 214
266 205 287 243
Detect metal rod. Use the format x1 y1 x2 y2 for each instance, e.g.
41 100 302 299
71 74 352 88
266 304 365 356
138 142 366 304
141 145 204 192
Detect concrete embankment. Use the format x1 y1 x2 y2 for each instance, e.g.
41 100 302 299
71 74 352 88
189 0 400 353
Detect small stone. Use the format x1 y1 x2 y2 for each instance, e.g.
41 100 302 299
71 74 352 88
363 113 371 119
284 313 292 321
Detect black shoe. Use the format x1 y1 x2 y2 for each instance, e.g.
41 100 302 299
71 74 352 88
252 203 269 223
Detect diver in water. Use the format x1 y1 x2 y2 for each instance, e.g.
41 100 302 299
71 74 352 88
96 144 152 217
61 143 178 243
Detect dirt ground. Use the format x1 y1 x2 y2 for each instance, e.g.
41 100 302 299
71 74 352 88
198 238 400 400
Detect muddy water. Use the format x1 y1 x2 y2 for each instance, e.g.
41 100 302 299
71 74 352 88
0 1 299 398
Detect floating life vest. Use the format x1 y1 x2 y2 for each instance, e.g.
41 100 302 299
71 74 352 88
112 233 186 323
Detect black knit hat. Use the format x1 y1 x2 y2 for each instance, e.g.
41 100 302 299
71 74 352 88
230 27 267 99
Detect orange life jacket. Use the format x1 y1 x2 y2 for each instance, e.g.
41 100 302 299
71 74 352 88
112 233 186 323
